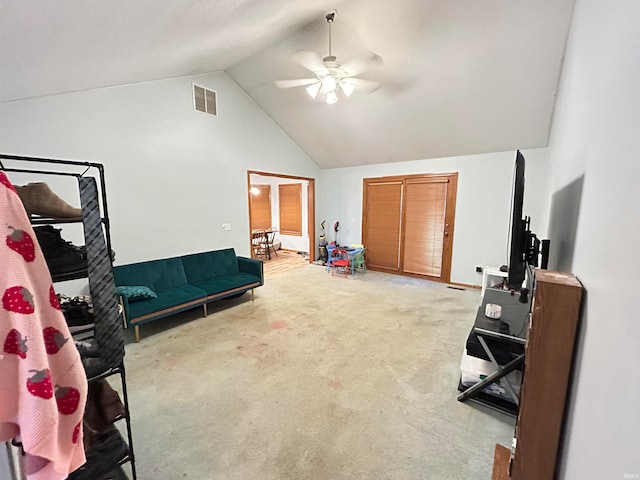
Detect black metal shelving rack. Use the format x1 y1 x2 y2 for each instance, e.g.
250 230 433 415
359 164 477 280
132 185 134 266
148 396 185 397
0 153 137 480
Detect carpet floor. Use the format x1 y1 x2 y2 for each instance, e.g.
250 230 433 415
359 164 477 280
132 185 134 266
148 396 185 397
117 264 515 479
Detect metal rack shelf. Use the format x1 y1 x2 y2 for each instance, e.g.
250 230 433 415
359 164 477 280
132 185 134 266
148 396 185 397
1 153 137 480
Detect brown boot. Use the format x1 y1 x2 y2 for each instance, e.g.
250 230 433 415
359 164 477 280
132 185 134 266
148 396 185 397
14 182 82 219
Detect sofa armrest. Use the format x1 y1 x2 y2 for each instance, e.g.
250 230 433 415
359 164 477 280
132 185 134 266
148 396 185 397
238 256 264 285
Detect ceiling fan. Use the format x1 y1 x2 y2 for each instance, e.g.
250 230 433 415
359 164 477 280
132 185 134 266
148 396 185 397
275 12 382 105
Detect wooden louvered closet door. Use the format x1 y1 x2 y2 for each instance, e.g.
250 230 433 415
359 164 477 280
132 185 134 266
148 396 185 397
403 178 448 278
363 180 404 272
362 173 457 283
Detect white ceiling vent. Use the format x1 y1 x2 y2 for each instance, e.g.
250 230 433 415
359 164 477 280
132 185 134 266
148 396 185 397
193 84 217 116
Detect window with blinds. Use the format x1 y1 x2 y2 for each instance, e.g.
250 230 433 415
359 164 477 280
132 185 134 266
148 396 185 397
250 185 272 231
279 183 302 236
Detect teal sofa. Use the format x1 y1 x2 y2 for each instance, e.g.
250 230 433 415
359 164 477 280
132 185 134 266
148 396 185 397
112 248 263 341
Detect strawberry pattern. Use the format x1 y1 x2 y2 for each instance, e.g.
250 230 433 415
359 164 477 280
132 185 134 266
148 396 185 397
1 170 87 477
3 328 28 358
43 326 69 354
0 172 17 193
49 284 61 310
6 226 36 262
55 385 81 415
26 369 54 399
72 422 81 444
2 285 35 313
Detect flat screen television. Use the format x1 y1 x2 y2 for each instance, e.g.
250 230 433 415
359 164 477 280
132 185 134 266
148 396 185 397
507 151 526 289
507 151 549 290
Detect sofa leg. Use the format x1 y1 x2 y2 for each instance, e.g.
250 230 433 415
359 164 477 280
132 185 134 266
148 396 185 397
134 326 140 343
203 303 208 317
251 289 254 302
118 297 127 328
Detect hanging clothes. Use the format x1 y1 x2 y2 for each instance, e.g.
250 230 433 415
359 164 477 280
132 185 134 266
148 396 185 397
0 171 88 479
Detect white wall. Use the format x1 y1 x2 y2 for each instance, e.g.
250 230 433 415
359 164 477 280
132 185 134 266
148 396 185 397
250 174 309 253
320 148 550 286
545 1 640 478
0 72 321 270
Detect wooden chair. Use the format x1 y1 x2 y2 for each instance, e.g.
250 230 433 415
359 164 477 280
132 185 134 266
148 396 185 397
262 228 278 259
251 230 267 260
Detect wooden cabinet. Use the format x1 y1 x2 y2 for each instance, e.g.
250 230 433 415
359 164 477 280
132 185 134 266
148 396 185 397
492 269 583 480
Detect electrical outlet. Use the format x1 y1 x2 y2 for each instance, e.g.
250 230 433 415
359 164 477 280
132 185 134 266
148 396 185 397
222 223 231 231
475 265 483 273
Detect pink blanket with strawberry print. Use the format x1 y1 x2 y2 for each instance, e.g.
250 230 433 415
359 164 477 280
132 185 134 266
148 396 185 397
0 171 87 479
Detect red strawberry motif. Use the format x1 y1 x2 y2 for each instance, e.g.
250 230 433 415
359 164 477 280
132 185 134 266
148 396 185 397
6 226 36 262
0 173 17 194
55 385 81 415
2 286 35 314
43 327 68 354
3 329 28 359
72 422 81 444
49 285 61 310
26 369 53 399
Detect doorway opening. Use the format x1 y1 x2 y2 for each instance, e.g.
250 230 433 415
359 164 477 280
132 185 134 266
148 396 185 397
247 171 316 271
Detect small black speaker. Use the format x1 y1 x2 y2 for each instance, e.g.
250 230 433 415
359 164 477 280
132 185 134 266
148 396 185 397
541 239 550 269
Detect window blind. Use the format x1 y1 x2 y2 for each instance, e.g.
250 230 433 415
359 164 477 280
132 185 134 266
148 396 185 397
279 184 302 236
250 185 272 231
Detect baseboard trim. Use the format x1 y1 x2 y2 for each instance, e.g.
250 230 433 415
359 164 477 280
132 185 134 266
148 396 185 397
279 248 308 254
449 282 481 290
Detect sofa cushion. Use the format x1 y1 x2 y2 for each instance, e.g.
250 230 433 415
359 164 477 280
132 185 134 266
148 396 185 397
127 284 206 319
182 249 239 283
113 257 190 292
191 272 261 297
116 285 157 302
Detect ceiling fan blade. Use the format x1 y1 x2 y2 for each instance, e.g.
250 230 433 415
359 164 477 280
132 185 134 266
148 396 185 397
343 77 381 93
341 52 383 77
275 78 319 89
293 50 329 75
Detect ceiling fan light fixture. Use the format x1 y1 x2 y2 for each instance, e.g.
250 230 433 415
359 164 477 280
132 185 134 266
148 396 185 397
276 12 382 106
250 185 260 195
306 82 321 99
340 81 355 97
321 75 337 92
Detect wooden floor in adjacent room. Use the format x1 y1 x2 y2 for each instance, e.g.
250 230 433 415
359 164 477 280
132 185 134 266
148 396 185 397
261 249 310 276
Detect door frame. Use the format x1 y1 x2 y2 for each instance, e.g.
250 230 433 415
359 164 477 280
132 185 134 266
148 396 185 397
247 170 316 262
362 172 458 283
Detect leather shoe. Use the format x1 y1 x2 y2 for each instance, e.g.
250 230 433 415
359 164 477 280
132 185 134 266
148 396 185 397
14 182 82 219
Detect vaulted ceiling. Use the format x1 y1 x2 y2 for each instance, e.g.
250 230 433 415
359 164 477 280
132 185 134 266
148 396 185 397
0 0 575 168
